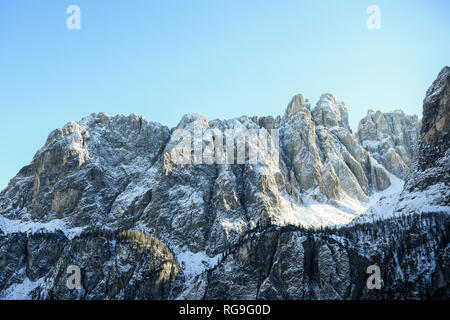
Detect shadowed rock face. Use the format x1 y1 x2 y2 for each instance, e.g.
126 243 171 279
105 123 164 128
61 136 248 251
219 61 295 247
0 68 449 300
0 230 182 300
418 67 450 174
403 67 450 200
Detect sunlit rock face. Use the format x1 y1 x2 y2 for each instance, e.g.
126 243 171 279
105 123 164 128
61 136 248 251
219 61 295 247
281 93 390 204
357 109 420 180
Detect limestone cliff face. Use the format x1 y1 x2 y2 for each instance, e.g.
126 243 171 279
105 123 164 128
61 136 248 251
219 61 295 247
0 68 448 300
357 110 420 180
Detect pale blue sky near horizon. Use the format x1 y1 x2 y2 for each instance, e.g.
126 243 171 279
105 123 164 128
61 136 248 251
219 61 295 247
0 0 449 190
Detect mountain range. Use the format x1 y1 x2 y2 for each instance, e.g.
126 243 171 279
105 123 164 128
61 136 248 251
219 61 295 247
0 66 448 300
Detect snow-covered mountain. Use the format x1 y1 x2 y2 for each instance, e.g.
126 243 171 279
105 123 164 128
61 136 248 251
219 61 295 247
0 67 448 300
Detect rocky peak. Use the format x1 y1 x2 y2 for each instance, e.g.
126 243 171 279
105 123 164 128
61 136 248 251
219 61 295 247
279 92 391 205
0 112 171 228
311 93 351 131
176 113 210 130
357 109 420 179
283 94 311 120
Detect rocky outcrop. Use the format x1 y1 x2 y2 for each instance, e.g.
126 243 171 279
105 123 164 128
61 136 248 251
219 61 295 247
357 110 420 179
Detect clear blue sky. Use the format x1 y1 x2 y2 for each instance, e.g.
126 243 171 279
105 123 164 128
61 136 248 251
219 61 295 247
0 0 449 190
